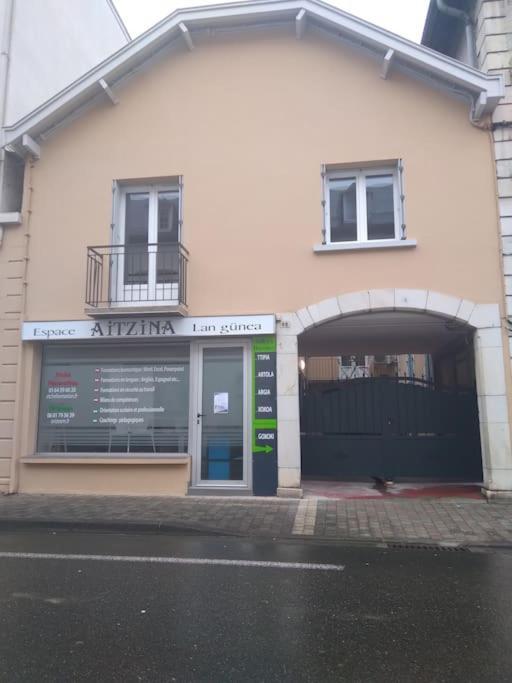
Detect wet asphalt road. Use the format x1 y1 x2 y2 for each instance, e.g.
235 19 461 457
0 530 512 682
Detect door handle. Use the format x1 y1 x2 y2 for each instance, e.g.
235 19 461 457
197 413 205 418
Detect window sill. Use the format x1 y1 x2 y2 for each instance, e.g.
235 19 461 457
22 456 190 465
314 239 417 253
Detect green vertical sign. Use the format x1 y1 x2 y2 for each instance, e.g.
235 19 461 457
252 336 278 495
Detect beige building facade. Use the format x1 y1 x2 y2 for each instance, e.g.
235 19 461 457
1 0 511 497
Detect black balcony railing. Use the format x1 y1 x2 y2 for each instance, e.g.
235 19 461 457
86 243 188 309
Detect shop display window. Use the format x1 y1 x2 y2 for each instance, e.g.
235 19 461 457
37 344 189 455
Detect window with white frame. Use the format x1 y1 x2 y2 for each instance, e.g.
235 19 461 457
324 165 403 244
112 181 182 304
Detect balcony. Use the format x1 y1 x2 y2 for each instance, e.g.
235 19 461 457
85 243 188 316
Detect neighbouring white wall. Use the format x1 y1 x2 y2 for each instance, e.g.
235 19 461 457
450 1 512 367
0 1 6 52
473 1 512 358
5 0 129 125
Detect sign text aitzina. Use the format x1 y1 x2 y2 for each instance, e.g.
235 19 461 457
91 320 176 337
90 320 264 337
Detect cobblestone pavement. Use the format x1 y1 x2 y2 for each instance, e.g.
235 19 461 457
313 499 512 545
0 494 511 546
0 494 299 538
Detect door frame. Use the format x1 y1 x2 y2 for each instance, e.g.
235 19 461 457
189 339 252 490
113 183 180 305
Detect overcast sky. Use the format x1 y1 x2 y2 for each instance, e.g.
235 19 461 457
114 0 430 43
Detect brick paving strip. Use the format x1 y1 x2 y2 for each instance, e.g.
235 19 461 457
292 499 318 535
0 494 511 546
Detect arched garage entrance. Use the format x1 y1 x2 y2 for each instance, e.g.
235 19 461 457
275 290 512 497
299 310 482 482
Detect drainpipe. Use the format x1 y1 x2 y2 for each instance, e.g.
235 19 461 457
436 0 477 68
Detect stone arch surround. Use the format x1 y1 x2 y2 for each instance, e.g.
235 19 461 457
275 289 512 499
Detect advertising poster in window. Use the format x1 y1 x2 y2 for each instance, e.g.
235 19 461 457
37 346 189 454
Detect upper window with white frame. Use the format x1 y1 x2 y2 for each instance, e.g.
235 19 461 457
324 165 402 245
112 181 182 305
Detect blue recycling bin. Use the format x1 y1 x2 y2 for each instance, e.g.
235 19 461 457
207 441 230 480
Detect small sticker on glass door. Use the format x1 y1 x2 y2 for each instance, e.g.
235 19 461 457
213 392 229 414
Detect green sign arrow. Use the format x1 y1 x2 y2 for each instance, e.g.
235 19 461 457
254 444 273 454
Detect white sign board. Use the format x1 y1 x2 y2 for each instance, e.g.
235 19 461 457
22 315 275 342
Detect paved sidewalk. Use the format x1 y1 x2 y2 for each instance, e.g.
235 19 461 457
0 493 511 546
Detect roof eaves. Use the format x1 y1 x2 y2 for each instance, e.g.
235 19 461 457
3 0 504 150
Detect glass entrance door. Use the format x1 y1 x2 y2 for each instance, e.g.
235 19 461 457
194 344 249 487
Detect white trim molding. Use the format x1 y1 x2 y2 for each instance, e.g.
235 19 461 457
381 48 394 79
295 8 307 39
98 79 119 105
314 239 416 253
0 212 22 225
276 289 512 498
21 135 40 159
179 22 194 51
0 212 22 244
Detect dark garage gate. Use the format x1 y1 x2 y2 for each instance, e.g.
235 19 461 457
298 311 484 483
300 375 482 481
